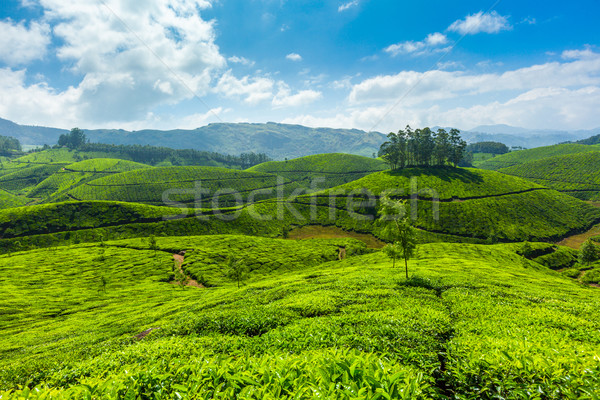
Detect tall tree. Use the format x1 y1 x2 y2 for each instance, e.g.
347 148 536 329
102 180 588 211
377 195 417 279
449 128 467 167
580 239 599 265
433 129 451 166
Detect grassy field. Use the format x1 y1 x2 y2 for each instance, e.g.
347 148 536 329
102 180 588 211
0 188 29 209
477 143 600 170
248 153 387 191
1 236 599 398
499 151 600 201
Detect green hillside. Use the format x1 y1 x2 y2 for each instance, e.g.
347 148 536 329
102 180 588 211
29 158 151 200
302 167 600 242
477 143 600 170
1 236 599 398
248 153 387 190
0 189 29 209
499 151 600 201
0 163 67 195
63 166 302 206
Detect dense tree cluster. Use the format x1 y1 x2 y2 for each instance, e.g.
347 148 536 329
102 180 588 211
466 141 509 155
378 126 467 169
0 134 22 152
56 128 271 168
58 128 88 149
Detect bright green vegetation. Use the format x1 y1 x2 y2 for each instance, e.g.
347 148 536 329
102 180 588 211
477 143 600 170
248 153 387 190
304 167 600 242
1 236 600 398
0 189 29 209
29 158 151 200
0 163 67 195
471 152 496 167
64 166 302 206
499 151 600 201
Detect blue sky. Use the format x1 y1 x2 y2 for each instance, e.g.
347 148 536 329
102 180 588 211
0 0 599 132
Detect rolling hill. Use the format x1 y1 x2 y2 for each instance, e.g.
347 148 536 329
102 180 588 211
299 167 600 242
477 143 600 170
61 166 303 207
248 153 387 190
1 235 599 398
29 158 151 201
498 151 600 201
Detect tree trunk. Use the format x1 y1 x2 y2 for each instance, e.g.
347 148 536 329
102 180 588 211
404 257 408 279
392 256 396 268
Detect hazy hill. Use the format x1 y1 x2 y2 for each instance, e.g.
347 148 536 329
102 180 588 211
0 118 386 160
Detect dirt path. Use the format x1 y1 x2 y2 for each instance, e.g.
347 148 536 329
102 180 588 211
172 252 203 288
557 224 600 249
288 225 385 249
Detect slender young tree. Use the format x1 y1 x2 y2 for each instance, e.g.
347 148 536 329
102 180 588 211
226 257 249 288
377 195 418 279
580 239 599 265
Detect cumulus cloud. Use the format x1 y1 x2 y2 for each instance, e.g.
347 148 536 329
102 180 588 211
272 83 322 108
0 19 51 65
215 70 274 104
286 53 303 62
385 33 448 56
338 1 359 12
448 11 511 35
228 56 255 67
349 52 600 105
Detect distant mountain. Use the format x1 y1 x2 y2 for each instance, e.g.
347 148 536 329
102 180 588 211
0 118 385 160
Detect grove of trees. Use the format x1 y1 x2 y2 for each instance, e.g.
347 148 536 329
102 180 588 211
466 141 509 155
378 126 467 170
0 135 22 152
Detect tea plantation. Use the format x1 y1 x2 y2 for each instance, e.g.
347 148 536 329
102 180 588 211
1 235 599 398
499 151 600 201
477 143 600 170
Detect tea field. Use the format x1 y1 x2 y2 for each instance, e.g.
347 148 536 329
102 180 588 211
1 236 599 398
477 143 600 170
499 151 600 201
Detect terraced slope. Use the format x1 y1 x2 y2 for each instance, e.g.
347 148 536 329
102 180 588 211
499 151 600 201
64 166 303 207
248 153 387 190
301 167 600 242
29 158 151 200
0 163 67 195
477 143 600 170
1 237 600 398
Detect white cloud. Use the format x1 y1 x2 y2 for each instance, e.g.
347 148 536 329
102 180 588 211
448 11 511 35
562 47 596 60
385 33 448 57
338 1 359 12
215 70 274 104
272 83 322 108
0 19 51 65
228 56 255 67
32 0 224 123
286 53 303 62
349 51 600 105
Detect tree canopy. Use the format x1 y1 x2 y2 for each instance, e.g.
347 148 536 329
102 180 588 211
0 135 21 153
58 128 88 149
466 141 510 155
378 126 467 170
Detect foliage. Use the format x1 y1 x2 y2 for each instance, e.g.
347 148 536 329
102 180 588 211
378 126 467 169
466 141 509 155
0 134 21 152
57 128 88 149
226 256 249 288
580 239 599 265
377 196 417 278
1 239 600 398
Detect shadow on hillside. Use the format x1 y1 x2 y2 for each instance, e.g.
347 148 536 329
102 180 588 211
384 166 484 184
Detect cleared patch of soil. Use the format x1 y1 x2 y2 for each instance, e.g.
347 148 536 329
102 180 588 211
172 253 204 288
288 225 385 249
557 224 600 249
